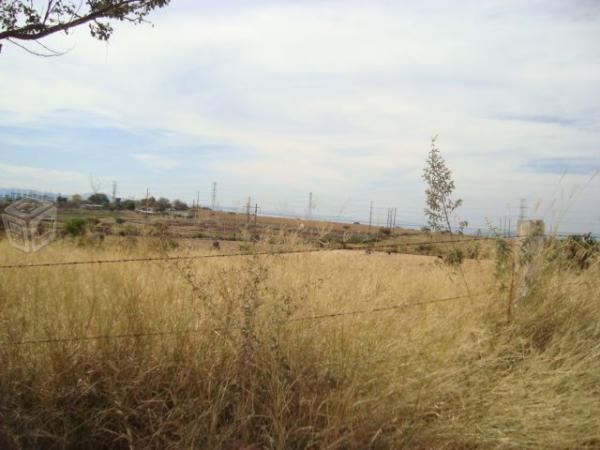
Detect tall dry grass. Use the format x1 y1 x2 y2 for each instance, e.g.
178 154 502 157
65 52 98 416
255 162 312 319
0 235 598 449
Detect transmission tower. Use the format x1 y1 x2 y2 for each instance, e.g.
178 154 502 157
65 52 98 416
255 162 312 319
519 198 527 221
111 181 117 203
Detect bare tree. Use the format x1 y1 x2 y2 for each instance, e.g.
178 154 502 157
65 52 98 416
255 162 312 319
0 0 170 56
423 135 463 233
89 175 102 195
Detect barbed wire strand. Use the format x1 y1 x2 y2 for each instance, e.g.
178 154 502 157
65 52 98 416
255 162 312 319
1 293 485 347
0 236 512 270
0 248 329 270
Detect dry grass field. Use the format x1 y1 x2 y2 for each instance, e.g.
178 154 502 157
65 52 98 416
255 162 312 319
0 234 599 449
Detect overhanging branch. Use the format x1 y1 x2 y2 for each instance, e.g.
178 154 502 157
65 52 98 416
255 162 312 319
0 0 142 42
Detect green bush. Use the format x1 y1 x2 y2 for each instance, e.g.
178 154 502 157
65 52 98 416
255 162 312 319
63 218 87 237
444 248 464 266
556 234 598 270
115 217 125 225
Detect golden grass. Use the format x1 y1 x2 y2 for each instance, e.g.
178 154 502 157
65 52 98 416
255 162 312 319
0 236 598 449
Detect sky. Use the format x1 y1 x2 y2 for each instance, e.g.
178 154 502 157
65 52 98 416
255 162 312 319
1 0 599 233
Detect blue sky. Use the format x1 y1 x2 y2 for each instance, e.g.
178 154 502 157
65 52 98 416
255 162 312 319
1 0 599 233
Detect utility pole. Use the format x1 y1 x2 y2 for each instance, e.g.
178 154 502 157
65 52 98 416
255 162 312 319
254 203 258 227
246 197 252 223
111 181 117 203
392 208 397 230
368 201 373 233
196 191 200 222
145 188 149 227
211 182 217 210
307 192 313 221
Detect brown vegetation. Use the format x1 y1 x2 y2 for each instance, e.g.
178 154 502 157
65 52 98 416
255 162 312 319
0 234 598 448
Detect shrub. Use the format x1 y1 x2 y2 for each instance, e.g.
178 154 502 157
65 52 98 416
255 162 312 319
466 243 481 259
494 239 514 291
115 217 125 225
561 234 598 270
119 225 140 236
345 234 369 245
444 248 464 266
416 243 431 254
63 218 87 237
86 217 101 227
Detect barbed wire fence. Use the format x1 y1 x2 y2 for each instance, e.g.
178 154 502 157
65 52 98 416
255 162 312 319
0 227 594 348
0 235 516 270
0 228 506 347
0 292 487 347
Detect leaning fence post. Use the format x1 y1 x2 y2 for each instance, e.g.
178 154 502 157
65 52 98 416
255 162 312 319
515 219 545 303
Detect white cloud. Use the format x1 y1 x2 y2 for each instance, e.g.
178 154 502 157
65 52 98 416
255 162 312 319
0 162 89 193
131 153 181 170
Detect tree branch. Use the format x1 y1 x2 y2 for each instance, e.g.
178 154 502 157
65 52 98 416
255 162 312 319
6 37 67 57
0 0 140 42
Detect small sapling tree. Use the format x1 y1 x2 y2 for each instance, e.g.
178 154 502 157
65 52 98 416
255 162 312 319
423 135 463 233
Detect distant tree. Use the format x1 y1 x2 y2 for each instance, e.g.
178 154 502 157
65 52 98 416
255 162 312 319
172 199 189 210
63 218 86 237
139 196 156 208
56 195 68 205
121 199 136 210
155 197 171 212
423 136 463 233
88 193 110 205
69 193 82 207
0 1 170 56
89 175 102 195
